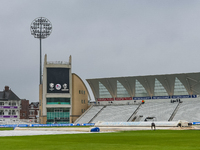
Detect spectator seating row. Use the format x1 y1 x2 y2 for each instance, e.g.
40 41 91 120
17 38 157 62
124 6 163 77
91 105 138 123
76 98 200 124
173 99 200 122
76 106 104 124
136 100 178 121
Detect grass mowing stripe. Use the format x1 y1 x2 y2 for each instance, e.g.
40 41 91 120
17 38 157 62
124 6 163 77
0 128 13 131
0 130 200 150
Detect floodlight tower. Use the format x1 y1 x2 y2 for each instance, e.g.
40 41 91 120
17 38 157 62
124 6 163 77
30 17 52 84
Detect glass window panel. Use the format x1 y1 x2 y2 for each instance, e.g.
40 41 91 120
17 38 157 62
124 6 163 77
174 77 188 95
117 80 130 97
99 82 112 98
135 80 148 97
0 110 4 115
47 108 70 124
154 78 168 96
46 98 70 105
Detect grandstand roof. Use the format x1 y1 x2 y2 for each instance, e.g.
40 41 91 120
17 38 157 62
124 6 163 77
86 72 200 100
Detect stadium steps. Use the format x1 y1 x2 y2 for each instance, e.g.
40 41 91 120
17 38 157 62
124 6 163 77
74 105 94 124
127 103 142 122
136 100 178 121
76 105 105 124
132 115 143 121
172 99 200 122
91 105 139 123
88 106 106 123
168 102 181 121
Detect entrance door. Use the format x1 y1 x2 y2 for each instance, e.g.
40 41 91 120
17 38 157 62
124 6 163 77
54 109 63 123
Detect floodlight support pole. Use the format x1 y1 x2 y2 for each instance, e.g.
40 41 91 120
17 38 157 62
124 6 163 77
40 38 42 84
40 23 42 85
30 17 52 85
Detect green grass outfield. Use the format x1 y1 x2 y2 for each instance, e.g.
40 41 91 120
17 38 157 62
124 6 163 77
0 128 13 131
0 130 200 150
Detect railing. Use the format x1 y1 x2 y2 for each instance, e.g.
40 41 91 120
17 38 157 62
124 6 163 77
0 115 18 118
0 119 39 125
47 61 70 65
168 102 181 121
0 106 18 109
127 103 142 122
89 106 106 123
74 105 93 124
90 102 140 106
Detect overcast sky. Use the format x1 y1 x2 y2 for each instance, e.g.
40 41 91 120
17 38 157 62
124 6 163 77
1 0 200 101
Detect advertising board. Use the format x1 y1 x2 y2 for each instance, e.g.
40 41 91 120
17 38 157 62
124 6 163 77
47 68 70 93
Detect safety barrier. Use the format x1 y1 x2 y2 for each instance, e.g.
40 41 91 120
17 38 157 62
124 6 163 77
192 122 200 125
0 123 95 128
95 121 185 127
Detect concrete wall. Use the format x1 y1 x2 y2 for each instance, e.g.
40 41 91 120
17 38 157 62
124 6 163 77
71 73 90 123
39 84 44 124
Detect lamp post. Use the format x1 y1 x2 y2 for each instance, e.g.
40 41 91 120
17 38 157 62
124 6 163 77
30 17 52 84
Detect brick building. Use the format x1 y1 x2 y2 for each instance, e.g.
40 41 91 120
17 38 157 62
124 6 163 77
20 99 29 119
29 102 39 121
0 86 21 121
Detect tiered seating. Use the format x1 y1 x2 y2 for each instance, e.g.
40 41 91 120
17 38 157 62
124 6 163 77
173 99 200 122
136 100 178 121
76 106 104 124
91 105 138 123
76 98 200 124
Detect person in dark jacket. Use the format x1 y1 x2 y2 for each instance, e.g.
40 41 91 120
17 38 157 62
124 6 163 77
151 122 156 130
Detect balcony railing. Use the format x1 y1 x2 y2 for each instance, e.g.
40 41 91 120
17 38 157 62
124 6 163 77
0 106 18 109
47 61 70 65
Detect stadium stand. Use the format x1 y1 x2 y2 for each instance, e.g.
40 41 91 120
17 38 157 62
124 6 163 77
76 98 200 124
136 99 179 121
173 99 200 122
76 104 139 123
75 106 104 124
77 72 200 124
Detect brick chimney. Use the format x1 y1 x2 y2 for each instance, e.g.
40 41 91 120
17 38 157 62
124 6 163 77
4 86 9 91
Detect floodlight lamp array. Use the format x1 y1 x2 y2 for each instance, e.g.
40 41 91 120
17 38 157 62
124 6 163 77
30 17 52 39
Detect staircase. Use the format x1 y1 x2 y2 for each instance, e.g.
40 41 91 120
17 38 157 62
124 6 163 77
89 106 106 123
127 103 142 122
168 102 181 121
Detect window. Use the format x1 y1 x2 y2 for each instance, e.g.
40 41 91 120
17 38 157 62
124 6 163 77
117 80 130 97
81 100 83 104
0 102 4 106
12 110 16 115
47 108 70 124
8 110 11 115
154 78 168 96
135 80 148 97
79 90 86 95
9 102 16 106
30 111 34 115
174 77 188 95
46 98 70 105
99 82 112 98
0 110 4 115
